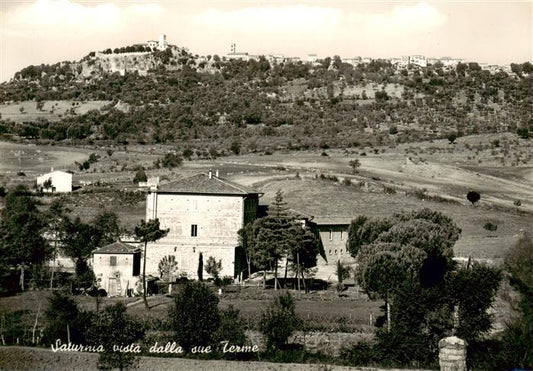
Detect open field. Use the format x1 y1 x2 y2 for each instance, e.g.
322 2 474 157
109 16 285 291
0 100 110 123
1 132 531 261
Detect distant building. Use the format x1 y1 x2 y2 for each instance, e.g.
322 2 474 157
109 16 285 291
225 43 252 61
307 54 319 63
342 57 362 66
408 55 427 67
36 169 72 193
310 217 352 264
92 241 142 297
145 171 261 280
266 54 285 64
439 57 463 68
147 34 168 51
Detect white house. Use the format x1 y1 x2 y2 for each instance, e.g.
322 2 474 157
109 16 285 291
92 241 142 297
36 169 72 193
145 171 261 280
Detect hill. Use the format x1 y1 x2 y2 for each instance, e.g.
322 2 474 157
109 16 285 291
0 42 531 154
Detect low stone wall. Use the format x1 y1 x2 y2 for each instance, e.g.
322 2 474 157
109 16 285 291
246 330 371 356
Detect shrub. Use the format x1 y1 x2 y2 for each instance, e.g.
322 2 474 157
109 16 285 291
205 256 222 281
259 291 302 350
214 305 246 347
467 191 481 205
133 168 147 184
383 185 397 194
483 222 498 231
87 303 144 370
160 152 183 168
169 282 220 351
517 127 530 139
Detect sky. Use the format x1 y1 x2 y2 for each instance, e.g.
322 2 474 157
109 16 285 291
0 0 531 82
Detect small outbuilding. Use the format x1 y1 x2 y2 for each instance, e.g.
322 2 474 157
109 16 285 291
36 169 72 193
92 242 141 297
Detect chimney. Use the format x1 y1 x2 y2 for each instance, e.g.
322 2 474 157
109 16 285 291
215 170 219 178
208 171 212 179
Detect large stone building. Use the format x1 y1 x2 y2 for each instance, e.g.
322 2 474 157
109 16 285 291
145 172 261 280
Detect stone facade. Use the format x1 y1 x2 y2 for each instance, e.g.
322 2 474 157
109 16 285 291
92 242 142 296
145 173 260 280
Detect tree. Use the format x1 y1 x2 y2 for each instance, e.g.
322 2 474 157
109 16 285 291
158 255 178 282
197 252 204 281
517 127 530 139
42 178 53 192
134 219 168 310
61 216 98 289
205 256 222 282
349 159 361 174
87 303 144 371
133 168 147 184
259 291 302 350
336 260 351 292
168 282 220 351
495 232 533 369
92 211 121 247
45 200 70 288
289 223 320 292
447 132 458 144
42 290 93 345
0 185 50 290
345 209 503 366
466 191 481 205
214 305 246 348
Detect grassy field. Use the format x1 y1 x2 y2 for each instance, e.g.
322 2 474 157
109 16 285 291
0 100 110 123
1 132 531 260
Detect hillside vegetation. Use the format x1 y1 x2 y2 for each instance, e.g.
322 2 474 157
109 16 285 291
0 44 531 154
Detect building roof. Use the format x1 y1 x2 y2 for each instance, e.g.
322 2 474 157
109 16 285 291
156 173 260 196
311 216 352 226
38 170 73 178
94 241 140 255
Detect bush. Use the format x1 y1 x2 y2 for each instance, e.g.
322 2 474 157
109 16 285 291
214 305 246 347
483 222 498 231
87 303 144 370
517 127 530 139
160 152 183 168
467 191 481 205
168 282 220 351
259 291 302 350
133 168 147 184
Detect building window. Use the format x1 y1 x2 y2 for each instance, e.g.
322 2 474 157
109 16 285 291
110 256 117 266
191 224 198 237
340 231 343 240
329 230 333 241
192 199 198 210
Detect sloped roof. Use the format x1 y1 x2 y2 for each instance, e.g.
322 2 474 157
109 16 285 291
156 173 260 196
311 216 352 226
94 241 140 254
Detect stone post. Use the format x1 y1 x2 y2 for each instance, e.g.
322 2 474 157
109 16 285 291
438 336 467 371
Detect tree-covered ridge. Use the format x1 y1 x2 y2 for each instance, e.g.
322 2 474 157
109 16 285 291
0 47 532 151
